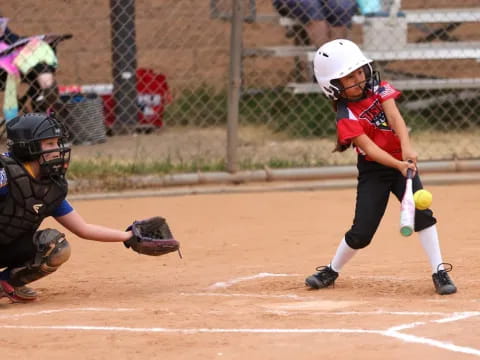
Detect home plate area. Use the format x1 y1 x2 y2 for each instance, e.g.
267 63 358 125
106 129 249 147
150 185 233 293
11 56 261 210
183 271 480 357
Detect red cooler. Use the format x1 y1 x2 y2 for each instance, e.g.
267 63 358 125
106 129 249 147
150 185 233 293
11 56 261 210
60 68 172 130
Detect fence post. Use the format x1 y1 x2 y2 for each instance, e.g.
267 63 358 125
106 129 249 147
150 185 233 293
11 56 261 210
110 0 138 134
226 0 244 173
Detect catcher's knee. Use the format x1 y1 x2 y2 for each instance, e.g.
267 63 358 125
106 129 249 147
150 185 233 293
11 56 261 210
9 229 71 286
345 231 372 250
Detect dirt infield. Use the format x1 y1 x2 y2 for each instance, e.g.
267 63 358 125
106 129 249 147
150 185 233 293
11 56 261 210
1 183 479 359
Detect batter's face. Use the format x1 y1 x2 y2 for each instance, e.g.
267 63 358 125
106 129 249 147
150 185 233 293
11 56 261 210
339 67 366 100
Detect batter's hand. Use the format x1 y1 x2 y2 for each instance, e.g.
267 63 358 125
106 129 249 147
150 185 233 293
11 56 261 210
398 160 416 178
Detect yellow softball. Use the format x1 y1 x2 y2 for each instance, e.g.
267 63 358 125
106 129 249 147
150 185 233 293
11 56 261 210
413 189 432 210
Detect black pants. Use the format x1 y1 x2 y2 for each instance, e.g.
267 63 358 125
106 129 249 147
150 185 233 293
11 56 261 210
345 156 436 250
0 232 36 268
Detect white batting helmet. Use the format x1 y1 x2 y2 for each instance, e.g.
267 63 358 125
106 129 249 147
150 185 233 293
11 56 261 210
313 39 373 100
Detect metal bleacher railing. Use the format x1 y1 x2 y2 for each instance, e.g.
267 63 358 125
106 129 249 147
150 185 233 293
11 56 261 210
239 1 480 94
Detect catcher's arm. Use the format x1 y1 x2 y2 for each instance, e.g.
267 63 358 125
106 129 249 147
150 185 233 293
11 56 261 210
124 216 182 258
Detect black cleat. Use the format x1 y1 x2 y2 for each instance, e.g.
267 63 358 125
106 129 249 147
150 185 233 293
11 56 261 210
305 266 339 289
432 263 457 295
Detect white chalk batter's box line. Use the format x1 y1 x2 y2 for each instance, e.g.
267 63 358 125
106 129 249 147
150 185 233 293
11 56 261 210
207 272 298 289
202 272 480 356
0 308 480 357
206 272 479 290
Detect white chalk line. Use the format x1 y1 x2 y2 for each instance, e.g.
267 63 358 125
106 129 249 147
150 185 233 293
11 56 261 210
6 305 457 320
0 308 479 356
389 321 428 332
383 329 480 357
203 271 480 357
435 312 480 323
183 293 474 317
182 292 308 300
264 310 451 316
0 325 378 334
208 272 298 289
1 314 480 356
0 307 135 320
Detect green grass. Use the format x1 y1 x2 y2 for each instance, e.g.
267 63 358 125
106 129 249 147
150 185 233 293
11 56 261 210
399 89 480 131
67 157 331 180
237 157 328 170
164 86 336 137
67 158 227 179
163 86 228 127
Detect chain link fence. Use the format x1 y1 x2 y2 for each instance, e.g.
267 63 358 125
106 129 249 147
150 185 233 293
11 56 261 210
238 0 480 166
1 0 479 186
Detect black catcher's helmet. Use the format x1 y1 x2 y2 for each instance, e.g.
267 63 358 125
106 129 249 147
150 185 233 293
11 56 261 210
6 113 71 178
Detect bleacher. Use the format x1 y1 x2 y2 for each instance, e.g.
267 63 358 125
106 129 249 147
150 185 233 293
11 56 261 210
232 2 480 93
268 7 480 27
243 41 480 60
251 8 480 94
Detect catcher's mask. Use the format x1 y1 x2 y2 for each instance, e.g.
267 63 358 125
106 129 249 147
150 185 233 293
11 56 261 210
313 39 380 101
6 113 71 179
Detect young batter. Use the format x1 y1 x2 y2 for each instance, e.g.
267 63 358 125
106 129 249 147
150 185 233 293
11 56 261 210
305 39 456 295
0 113 133 303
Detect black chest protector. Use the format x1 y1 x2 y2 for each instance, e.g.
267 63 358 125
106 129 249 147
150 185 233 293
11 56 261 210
0 155 68 245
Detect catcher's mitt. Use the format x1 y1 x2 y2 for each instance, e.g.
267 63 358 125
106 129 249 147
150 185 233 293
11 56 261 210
124 217 181 257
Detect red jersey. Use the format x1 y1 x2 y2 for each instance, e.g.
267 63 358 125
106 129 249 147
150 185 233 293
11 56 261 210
336 81 402 161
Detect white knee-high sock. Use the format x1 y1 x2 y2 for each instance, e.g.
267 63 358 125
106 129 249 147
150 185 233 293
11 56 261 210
418 224 444 273
330 237 357 273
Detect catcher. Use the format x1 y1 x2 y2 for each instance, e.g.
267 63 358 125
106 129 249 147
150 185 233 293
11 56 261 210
0 112 180 303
